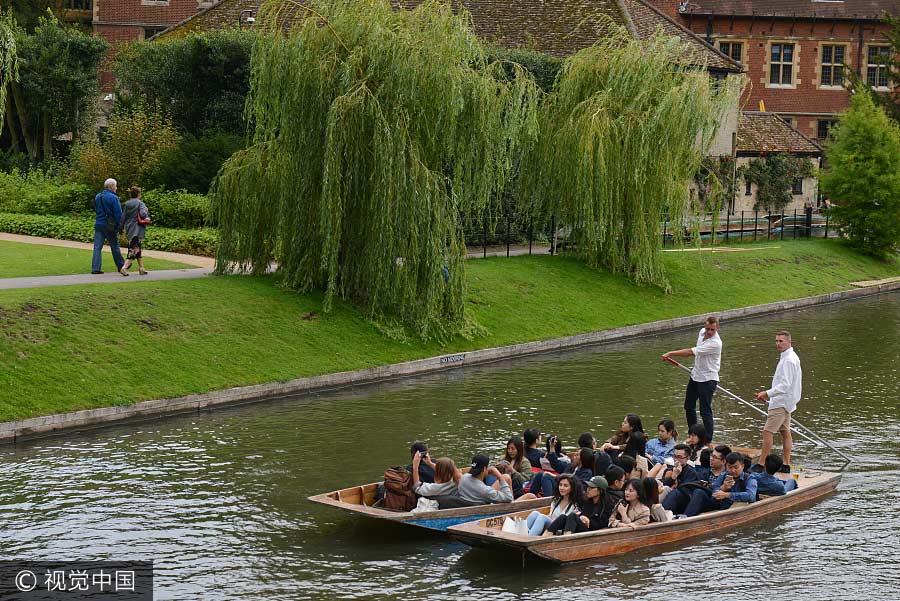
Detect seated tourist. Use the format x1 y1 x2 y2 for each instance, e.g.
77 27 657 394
682 451 758 517
660 444 700 514
529 434 572 497
695 444 731 483
523 428 545 470
751 454 799 496
643 476 670 523
615 454 637 481
407 441 435 483
578 431 612 478
551 476 611 535
458 454 513 504
608 478 651 529
646 419 678 467
685 424 711 463
412 455 461 498
621 430 650 479
500 435 534 498
604 465 627 505
601 414 645 461
567 447 595 483
525 474 582 536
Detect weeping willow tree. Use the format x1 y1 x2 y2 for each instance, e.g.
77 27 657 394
212 0 539 338
0 10 19 129
521 30 740 288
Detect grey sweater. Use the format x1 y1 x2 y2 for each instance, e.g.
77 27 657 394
457 474 513 505
122 199 150 241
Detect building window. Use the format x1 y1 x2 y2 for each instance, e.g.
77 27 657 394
867 45 890 89
817 119 837 140
770 43 795 85
143 27 168 39
719 41 743 63
820 45 845 87
792 178 803 195
745 179 752 196
65 0 92 8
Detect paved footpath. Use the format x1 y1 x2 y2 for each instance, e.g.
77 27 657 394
1 233 215 291
1 234 553 290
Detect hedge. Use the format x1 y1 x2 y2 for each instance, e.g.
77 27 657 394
0 170 92 215
0 213 218 257
140 189 211 228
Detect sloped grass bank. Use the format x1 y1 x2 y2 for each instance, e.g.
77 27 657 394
1 239 898 422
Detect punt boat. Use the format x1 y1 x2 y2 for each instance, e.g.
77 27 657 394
447 468 841 563
308 480 551 531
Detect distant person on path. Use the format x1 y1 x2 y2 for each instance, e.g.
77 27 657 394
119 186 151 276
754 331 802 473
91 178 124 275
662 315 723 441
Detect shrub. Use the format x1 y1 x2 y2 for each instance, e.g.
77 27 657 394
0 169 92 215
0 212 218 256
68 105 181 192
140 189 210 229
145 130 246 194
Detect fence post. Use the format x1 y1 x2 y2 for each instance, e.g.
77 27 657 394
824 213 830 239
781 211 785 241
483 216 487 258
755 210 759 242
740 210 744 243
663 219 668 247
725 211 730 245
550 213 557 256
506 213 511 257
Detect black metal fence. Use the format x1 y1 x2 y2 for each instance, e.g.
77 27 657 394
462 209 839 257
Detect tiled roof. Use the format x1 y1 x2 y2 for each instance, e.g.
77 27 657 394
155 0 741 72
737 111 822 155
679 0 900 20
622 0 741 71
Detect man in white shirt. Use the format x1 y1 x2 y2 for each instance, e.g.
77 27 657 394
662 315 723 441
754 330 802 473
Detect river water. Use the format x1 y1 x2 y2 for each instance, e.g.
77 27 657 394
1 293 898 600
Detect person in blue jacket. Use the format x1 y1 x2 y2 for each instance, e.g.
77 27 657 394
91 178 125 274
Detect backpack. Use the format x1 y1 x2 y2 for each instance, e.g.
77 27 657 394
382 466 416 512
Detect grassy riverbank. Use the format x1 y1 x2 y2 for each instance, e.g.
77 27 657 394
0 240 192 278
1 239 898 423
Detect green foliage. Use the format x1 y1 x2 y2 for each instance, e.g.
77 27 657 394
0 1 64 31
0 212 218 256
140 189 210 229
521 31 738 288
820 90 900 257
0 168 90 214
146 130 246 194
746 153 814 213
485 46 563 93
0 9 19 130
696 156 747 213
68 104 181 192
7 12 106 160
212 0 540 338
113 30 255 136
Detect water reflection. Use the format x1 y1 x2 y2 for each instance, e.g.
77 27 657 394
0 293 898 599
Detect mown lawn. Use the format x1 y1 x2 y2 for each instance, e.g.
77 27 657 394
0 240 192 278
1 239 898 422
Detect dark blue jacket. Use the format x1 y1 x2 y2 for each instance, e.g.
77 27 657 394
663 464 699 488
751 472 789 496
94 189 122 229
525 447 545 469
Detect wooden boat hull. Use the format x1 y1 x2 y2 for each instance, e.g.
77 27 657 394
448 470 841 563
308 481 551 532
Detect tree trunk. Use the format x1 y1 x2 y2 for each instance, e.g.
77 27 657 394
10 82 35 159
42 111 51 160
4 93 19 153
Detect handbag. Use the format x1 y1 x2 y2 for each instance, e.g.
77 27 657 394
137 213 152 226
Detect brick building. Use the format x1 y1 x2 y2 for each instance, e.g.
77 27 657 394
649 0 900 141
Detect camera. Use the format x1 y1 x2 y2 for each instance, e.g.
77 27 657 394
419 451 428 458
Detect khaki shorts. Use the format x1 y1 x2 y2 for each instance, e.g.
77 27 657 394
764 407 791 433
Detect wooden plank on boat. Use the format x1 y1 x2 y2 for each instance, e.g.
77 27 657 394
448 470 840 563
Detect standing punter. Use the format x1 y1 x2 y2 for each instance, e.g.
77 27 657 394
754 330 802 473
662 315 722 441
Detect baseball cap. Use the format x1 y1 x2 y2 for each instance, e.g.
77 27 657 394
470 454 490 476
586 475 608 491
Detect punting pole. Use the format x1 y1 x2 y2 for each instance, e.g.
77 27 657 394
663 356 853 464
